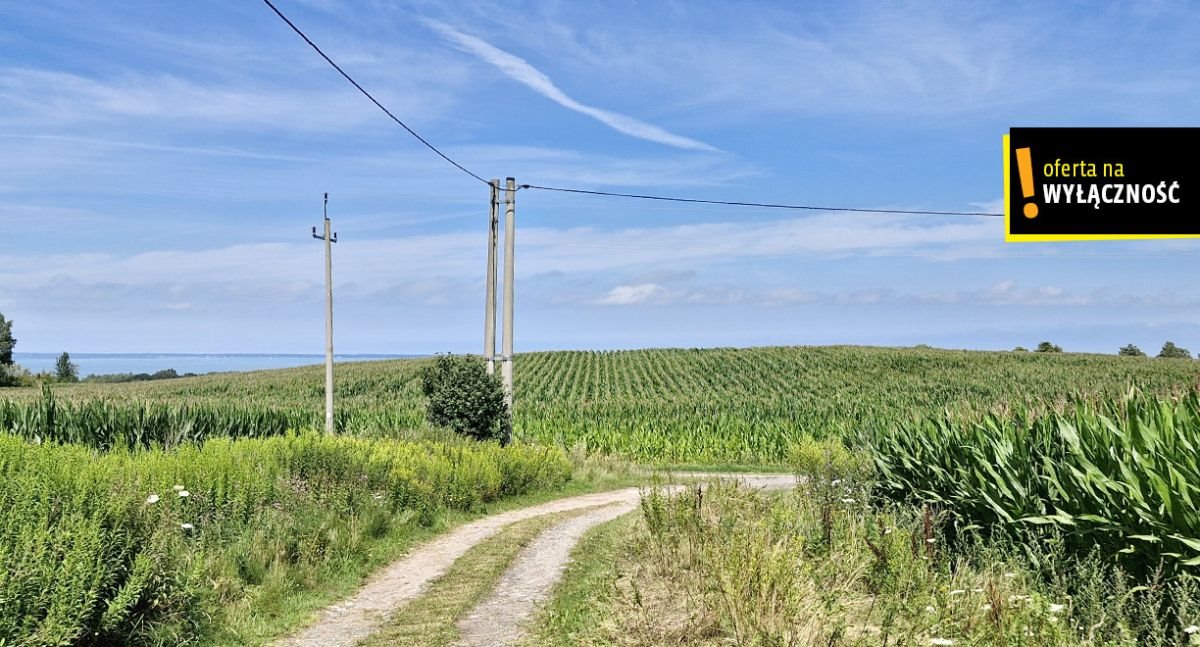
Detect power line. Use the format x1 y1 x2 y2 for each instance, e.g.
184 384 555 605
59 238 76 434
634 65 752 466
262 0 1000 218
261 0 488 185
520 184 1003 217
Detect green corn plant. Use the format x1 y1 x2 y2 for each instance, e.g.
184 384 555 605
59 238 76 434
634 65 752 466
871 388 1200 573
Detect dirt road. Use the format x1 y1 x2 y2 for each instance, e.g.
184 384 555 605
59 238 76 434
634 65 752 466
273 473 796 647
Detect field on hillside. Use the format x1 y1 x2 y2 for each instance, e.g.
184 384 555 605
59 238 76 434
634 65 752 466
5 345 1200 645
4 346 1199 462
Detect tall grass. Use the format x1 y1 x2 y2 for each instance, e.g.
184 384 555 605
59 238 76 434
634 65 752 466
617 481 1200 646
0 434 570 646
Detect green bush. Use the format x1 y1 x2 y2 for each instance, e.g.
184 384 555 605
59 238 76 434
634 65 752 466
419 354 507 441
0 433 571 646
786 435 871 482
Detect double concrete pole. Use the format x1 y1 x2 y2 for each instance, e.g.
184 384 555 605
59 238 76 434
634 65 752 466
484 178 516 444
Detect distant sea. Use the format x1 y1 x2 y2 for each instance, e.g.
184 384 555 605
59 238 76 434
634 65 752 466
12 353 420 378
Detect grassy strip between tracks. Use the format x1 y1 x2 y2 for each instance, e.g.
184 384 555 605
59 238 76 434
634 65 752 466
356 511 575 647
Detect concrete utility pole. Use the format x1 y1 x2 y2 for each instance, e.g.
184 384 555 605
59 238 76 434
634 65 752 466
484 179 500 375
501 178 516 443
312 193 337 434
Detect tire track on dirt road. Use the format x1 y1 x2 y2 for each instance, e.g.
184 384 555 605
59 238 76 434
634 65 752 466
273 473 796 647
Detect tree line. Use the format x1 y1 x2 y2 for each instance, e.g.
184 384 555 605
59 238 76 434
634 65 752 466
1013 340 1193 358
0 313 195 386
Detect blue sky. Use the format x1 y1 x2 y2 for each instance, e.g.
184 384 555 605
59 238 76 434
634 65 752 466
2 0 1200 355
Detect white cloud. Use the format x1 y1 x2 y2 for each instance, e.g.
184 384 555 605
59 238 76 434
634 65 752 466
594 283 665 305
424 20 716 151
0 211 1001 297
582 279 1200 310
8 214 1196 316
519 212 1001 274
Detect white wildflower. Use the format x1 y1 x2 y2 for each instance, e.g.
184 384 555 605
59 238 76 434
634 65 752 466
1185 625 1199 634
178 490 190 498
926 537 936 544
1004 572 1016 578
1049 603 1066 614
145 494 160 504
830 479 842 486
180 523 194 531
883 527 895 535
981 604 993 611
925 605 936 613
840 498 856 504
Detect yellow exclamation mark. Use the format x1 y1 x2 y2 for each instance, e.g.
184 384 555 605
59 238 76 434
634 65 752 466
1015 147 1038 219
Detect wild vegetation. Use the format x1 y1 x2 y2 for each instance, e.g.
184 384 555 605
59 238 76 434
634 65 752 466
0 432 571 646
529 462 1200 646
4 346 1199 462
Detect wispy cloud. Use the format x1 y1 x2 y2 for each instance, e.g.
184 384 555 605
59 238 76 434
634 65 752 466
587 279 1200 310
0 212 1003 296
0 67 454 133
424 20 716 152
494 4 1200 123
0 133 310 162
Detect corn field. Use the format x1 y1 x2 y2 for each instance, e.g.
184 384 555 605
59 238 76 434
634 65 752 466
871 388 1200 573
3 346 1199 461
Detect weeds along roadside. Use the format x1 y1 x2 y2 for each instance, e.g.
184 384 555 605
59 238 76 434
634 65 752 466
529 435 1200 646
0 433 575 647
